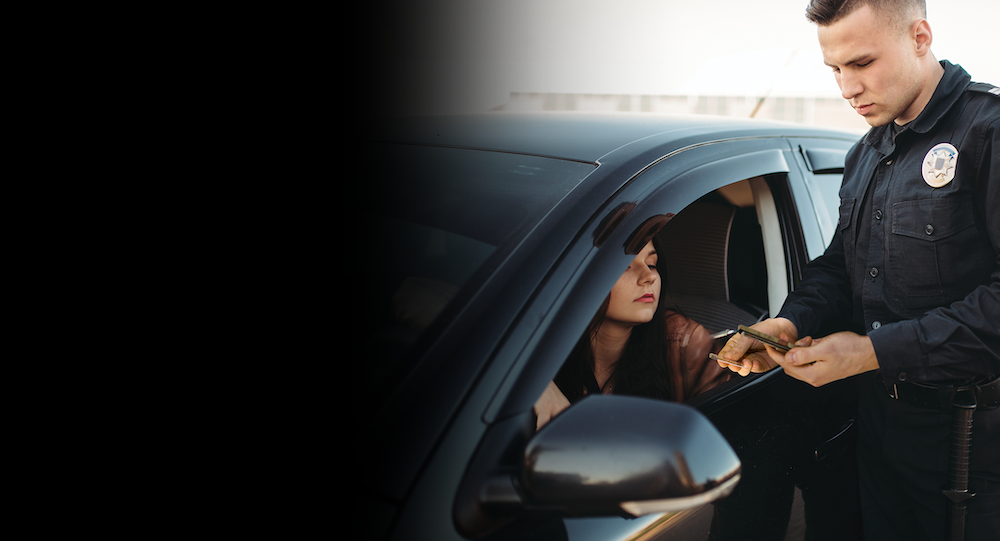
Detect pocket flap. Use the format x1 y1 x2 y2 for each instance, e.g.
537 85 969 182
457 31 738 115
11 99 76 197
838 197 856 231
891 197 974 241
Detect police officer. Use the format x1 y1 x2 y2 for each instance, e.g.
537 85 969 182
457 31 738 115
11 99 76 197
717 1 1000 540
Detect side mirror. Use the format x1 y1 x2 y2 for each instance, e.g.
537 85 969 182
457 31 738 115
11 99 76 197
455 395 740 537
522 394 740 516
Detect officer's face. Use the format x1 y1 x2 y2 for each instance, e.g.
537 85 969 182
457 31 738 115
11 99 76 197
818 5 927 127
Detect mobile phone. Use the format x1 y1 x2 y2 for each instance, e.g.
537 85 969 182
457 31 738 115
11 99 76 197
737 325 794 352
708 352 744 368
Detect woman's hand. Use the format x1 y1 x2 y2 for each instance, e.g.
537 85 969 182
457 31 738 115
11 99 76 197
534 381 571 430
717 318 799 376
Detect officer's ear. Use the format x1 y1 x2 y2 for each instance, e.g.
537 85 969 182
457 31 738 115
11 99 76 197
911 18 933 57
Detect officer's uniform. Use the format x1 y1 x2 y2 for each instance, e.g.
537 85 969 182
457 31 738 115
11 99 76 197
778 61 1000 540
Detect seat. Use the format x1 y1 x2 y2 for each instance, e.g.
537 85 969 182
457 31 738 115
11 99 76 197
656 198 767 334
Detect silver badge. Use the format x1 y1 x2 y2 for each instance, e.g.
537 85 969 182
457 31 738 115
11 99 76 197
922 142 958 188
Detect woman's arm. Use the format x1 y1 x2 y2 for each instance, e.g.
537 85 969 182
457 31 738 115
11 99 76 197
533 380 571 430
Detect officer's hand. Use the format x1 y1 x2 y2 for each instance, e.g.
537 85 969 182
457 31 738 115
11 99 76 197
717 318 798 376
777 331 879 387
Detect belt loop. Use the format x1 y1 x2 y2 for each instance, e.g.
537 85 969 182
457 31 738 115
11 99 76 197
953 385 978 410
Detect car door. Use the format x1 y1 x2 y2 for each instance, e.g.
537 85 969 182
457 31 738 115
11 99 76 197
467 135 861 541
382 131 860 541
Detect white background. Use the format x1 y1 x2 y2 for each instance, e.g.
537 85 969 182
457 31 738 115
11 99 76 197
386 0 1000 115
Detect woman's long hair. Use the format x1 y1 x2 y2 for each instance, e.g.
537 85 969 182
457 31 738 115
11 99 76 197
554 236 673 402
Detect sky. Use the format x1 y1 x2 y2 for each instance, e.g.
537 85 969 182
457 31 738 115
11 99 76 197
377 0 1000 115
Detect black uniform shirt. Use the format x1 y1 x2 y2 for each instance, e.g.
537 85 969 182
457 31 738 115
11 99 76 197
779 61 1000 385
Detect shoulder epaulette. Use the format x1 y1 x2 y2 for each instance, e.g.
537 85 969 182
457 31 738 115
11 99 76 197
968 82 1000 97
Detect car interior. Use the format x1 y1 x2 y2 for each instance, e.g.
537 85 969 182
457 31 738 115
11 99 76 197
656 178 771 335
546 175 782 407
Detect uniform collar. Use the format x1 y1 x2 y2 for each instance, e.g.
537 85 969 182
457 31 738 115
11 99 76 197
863 61 971 154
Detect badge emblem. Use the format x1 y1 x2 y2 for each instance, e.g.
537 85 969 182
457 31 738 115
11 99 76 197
922 142 958 188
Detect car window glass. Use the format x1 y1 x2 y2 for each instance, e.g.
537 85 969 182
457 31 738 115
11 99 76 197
370 143 595 385
813 173 844 248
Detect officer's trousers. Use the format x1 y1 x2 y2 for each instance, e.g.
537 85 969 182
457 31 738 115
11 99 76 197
858 373 1000 540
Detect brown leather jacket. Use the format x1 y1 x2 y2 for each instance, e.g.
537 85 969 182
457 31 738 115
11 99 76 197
664 311 732 402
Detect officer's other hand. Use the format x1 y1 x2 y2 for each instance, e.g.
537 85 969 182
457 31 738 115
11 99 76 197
717 318 798 376
778 331 879 387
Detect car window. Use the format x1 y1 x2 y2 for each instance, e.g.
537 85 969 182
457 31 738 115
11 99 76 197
542 175 860 541
541 180 767 409
370 143 595 384
812 172 844 248
788 141 851 254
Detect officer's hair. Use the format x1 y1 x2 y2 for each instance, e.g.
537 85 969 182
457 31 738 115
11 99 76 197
805 0 926 34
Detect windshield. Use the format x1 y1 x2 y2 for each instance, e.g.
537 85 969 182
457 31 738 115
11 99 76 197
370 143 596 365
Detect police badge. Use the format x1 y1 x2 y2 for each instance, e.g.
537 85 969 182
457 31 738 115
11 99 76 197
922 142 958 188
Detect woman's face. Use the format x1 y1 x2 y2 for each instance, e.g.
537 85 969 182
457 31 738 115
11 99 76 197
605 240 660 328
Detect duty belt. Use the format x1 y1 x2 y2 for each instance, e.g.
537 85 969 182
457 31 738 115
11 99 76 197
878 373 1000 541
880 374 1000 411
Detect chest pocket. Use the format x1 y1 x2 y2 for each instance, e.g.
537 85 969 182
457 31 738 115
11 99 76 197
889 196 987 297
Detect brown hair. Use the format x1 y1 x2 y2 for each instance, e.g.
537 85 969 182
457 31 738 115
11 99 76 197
554 236 674 402
805 0 926 32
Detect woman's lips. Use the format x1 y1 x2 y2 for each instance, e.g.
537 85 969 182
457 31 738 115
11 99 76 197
635 294 655 303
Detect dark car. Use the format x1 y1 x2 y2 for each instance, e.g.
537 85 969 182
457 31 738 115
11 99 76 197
361 112 863 541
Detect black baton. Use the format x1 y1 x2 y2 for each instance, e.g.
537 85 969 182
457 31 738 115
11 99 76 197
943 387 977 541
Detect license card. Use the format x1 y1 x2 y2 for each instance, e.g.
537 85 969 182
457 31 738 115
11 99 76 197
709 352 744 368
737 325 794 352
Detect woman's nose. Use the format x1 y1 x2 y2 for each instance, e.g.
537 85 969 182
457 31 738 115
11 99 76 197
638 265 657 284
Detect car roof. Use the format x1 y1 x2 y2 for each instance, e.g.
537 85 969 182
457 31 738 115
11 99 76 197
368 112 859 164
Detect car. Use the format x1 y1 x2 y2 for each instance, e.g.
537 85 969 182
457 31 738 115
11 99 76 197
360 112 864 541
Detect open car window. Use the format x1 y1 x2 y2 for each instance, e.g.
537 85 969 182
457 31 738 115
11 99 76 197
537 172 859 540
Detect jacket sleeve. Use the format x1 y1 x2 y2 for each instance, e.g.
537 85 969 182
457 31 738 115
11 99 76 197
870 116 1000 383
670 314 732 401
778 216 856 339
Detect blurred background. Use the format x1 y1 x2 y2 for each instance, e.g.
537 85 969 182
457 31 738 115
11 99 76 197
369 0 999 132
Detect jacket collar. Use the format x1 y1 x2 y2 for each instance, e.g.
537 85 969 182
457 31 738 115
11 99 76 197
863 61 971 155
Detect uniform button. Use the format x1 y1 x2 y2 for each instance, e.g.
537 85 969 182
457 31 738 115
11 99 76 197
875 209 883 220
886 159 893 166
898 372 907 381
872 321 881 329
870 267 879 277
925 224 934 235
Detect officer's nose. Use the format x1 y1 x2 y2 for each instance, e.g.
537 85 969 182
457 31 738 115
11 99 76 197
839 70 863 101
